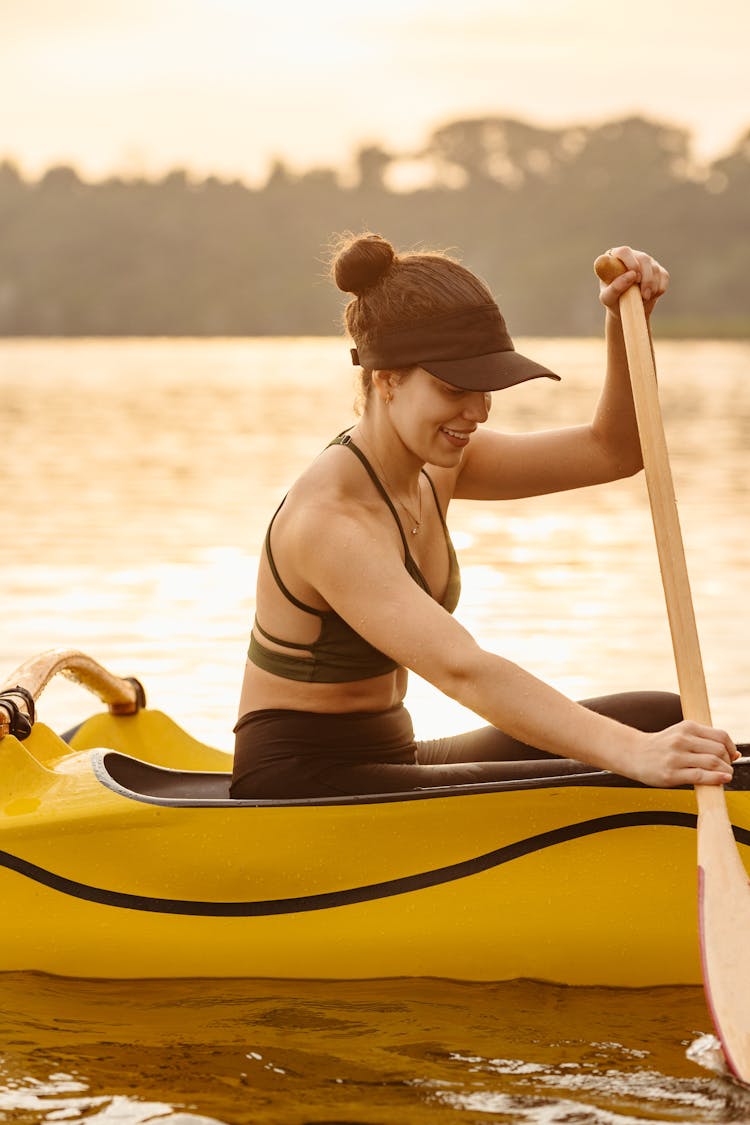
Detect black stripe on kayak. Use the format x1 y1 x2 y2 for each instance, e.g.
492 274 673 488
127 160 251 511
3 812 750 917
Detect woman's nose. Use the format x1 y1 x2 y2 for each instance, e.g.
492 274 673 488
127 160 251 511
463 392 491 422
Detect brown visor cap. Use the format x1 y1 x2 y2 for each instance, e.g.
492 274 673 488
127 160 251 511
350 302 560 392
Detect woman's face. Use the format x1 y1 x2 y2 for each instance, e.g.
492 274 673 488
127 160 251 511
388 367 492 466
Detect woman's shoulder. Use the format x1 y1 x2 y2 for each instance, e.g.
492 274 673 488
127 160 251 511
281 438 385 527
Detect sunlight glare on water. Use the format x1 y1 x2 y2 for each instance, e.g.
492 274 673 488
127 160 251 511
2 336 749 748
1 336 749 1123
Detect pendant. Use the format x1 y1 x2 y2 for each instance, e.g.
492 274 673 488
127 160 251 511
411 526 419 535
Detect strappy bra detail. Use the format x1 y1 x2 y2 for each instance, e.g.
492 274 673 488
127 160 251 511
247 432 461 684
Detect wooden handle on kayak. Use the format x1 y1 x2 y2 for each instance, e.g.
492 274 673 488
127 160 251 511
595 252 750 1083
0 649 145 739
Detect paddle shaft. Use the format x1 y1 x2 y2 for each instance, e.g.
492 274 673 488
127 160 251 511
595 258 711 723
595 253 750 1082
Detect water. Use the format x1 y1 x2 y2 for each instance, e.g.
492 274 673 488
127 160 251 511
2 975 750 1125
1 336 750 1123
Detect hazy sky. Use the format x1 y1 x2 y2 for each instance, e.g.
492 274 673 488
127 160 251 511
3 0 749 184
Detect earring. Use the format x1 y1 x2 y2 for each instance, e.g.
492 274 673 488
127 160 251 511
385 392 393 405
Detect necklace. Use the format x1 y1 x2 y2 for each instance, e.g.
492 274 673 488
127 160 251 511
392 478 423 536
355 434 423 535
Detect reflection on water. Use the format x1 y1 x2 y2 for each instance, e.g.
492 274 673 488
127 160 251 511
2 974 749 1125
1 337 749 1123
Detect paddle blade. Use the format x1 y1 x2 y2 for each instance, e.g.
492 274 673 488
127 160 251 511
697 785 750 1082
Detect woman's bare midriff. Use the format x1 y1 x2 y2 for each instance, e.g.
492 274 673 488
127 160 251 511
238 660 409 719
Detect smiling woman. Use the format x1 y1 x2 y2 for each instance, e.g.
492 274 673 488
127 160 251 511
231 231 738 801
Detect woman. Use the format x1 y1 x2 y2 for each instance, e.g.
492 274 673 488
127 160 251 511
231 234 737 799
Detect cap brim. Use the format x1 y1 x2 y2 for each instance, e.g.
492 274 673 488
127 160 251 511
420 349 560 392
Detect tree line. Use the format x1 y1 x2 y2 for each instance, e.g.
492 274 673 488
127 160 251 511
0 114 748 338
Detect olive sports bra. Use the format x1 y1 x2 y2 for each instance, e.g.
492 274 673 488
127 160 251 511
247 433 461 683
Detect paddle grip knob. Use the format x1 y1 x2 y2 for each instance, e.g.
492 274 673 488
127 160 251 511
594 253 629 285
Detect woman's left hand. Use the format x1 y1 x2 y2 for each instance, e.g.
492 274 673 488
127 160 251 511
598 245 670 319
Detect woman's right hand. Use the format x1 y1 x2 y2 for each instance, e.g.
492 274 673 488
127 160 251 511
597 245 669 319
628 721 738 788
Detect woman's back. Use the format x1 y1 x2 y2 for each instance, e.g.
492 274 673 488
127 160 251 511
238 434 459 718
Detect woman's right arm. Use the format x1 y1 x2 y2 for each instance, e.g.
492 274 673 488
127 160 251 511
295 501 737 789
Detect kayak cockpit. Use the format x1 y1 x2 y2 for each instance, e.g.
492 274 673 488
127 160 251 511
98 750 233 802
95 747 750 809
94 748 631 809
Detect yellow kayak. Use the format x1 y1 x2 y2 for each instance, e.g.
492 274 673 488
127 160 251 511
2 649 748 983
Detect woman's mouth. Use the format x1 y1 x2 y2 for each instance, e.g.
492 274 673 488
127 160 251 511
440 426 472 446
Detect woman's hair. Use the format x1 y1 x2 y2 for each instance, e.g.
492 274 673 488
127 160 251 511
330 232 494 409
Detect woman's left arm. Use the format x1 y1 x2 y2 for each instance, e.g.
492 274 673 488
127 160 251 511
453 246 669 501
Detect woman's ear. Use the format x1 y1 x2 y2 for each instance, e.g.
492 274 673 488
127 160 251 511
371 369 399 403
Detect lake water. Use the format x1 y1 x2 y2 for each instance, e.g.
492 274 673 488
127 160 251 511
1 336 749 1123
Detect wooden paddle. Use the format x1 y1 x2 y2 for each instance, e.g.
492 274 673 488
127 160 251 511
595 253 750 1082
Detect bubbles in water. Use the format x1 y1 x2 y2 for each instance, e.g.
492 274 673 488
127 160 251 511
686 1033 730 1076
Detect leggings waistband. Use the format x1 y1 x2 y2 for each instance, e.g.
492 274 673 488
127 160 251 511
233 704 415 758
231 704 417 798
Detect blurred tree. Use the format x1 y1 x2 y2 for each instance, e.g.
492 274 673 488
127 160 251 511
0 160 24 193
422 116 576 188
37 164 84 192
0 114 747 337
354 145 392 192
262 159 295 191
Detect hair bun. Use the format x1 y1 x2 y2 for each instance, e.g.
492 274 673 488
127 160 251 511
333 233 395 296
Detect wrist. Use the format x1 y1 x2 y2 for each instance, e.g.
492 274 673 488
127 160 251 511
595 722 647 778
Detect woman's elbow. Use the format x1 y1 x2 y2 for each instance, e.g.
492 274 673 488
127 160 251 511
595 441 644 483
430 643 493 706
611 450 644 481
590 426 644 483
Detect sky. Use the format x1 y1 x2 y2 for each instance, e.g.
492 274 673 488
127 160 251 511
2 0 749 186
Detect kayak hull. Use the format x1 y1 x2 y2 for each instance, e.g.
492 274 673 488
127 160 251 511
3 709 750 984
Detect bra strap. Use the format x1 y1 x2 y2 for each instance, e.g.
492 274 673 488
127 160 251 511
334 433 411 557
421 469 447 529
264 502 325 617
252 620 314 651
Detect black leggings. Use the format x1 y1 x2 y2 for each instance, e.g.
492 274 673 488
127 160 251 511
230 690 683 799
